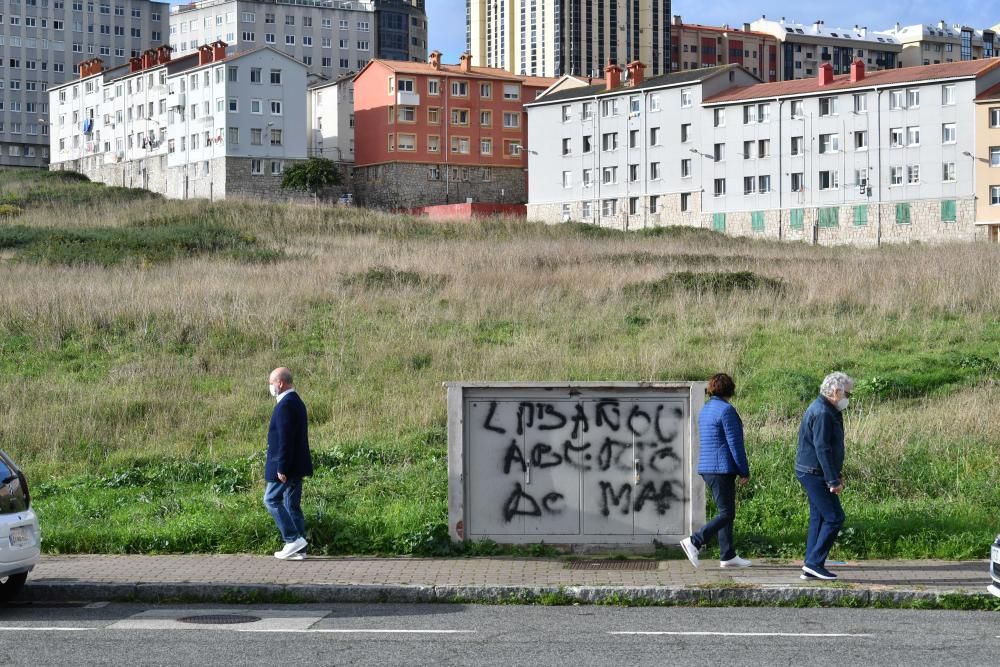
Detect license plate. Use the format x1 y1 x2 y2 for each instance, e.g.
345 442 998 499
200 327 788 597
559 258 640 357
992 545 1000 564
8 526 32 548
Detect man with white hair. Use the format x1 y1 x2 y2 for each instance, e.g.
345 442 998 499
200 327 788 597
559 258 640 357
795 371 854 580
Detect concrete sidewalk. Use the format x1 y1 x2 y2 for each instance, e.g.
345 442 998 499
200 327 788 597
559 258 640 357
21 555 996 606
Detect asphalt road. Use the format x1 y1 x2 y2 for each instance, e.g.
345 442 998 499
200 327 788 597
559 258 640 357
1 601 998 666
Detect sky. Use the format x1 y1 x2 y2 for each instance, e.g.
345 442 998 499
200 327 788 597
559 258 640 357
426 0 1000 63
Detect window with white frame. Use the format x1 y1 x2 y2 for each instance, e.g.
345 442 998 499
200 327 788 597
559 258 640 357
890 127 904 147
991 108 1000 128
853 94 867 113
602 166 617 184
907 165 920 184
942 84 955 105
601 199 616 216
818 170 838 190
906 126 920 146
942 162 956 182
941 123 956 144
713 178 726 197
744 176 756 195
681 159 691 178
889 90 904 109
991 185 1000 205
759 175 771 192
906 89 920 108
714 108 725 127
790 100 803 118
819 97 837 116
791 172 803 192
649 162 660 180
890 166 903 185
680 88 692 107
819 133 839 154
562 171 572 188
854 131 868 150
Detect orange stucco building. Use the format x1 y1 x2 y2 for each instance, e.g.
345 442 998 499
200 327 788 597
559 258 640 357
351 51 556 208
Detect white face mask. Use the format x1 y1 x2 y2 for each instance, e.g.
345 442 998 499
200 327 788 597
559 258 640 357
835 397 849 412
268 383 279 398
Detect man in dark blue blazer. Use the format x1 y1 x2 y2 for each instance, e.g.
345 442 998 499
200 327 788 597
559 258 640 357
265 367 313 560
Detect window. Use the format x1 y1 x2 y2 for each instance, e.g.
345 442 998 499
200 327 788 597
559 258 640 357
270 100 282 115
890 128 904 148
427 135 440 153
759 175 771 193
758 104 771 123
451 109 469 125
991 108 1000 128
583 169 593 187
562 138 571 156
451 81 468 97
250 68 262 84
819 134 839 154
744 176 756 195
477 138 489 154
789 208 805 230
251 128 262 145
743 105 757 124
819 97 837 116
941 199 957 223
270 129 282 145
502 112 520 128
629 96 640 114
270 69 281 85
790 136 804 156
271 161 284 176
681 159 692 178
629 197 640 216
250 159 263 175
713 178 726 197
582 201 592 218
713 143 724 162
397 134 415 151
650 195 660 213
714 108 725 127
649 162 660 180
942 162 956 182
889 90 904 110
712 212 726 231
891 166 903 185
561 171 573 189
680 88 692 107
743 140 754 159
991 147 1000 167
680 193 691 212
582 135 592 153
479 82 491 98
853 205 868 226
648 94 661 112
228 98 238 112
942 84 955 106
991 186 1000 205
227 127 239 145
602 199 617 217
853 94 867 113
896 203 911 224
906 89 920 108
751 211 765 232
562 105 572 122
649 127 660 145
250 99 262 114
906 127 920 146
942 123 956 144
503 84 519 100
817 208 839 228
602 132 618 151
398 106 415 122
602 166 617 184
428 79 440 95
582 102 593 120
681 124 691 143
790 100 803 118
450 136 470 153
819 170 838 190
907 165 920 184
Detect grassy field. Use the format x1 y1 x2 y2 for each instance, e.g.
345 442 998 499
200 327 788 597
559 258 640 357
1 168 998 559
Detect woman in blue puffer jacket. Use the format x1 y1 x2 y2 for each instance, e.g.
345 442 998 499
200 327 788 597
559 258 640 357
679 373 752 569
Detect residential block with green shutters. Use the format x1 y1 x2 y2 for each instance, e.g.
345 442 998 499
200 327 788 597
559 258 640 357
526 57 1000 245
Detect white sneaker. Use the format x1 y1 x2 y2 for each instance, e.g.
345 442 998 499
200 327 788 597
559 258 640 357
720 555 752 568
679 537 700 569
274 537 307 560
285 552 306 561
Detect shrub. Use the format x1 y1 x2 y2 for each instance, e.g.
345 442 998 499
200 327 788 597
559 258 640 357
623 271 785 298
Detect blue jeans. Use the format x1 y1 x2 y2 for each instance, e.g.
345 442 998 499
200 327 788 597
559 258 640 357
692 474 737 561
797 472 845 569
264 479 306 544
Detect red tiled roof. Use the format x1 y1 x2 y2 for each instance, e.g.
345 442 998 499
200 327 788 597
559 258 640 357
975 81 1000 101
370 59 557 86
704 59 1000 103
674 24 776 40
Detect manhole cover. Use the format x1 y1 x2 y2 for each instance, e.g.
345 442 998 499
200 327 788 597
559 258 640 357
177 614 262 625
566 560 657 571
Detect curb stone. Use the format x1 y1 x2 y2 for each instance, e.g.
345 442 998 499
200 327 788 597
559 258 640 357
20 582 990 607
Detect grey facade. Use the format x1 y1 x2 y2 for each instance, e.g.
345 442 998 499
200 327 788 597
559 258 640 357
526 60 1000 246
0 0 168 168
373 0 426 63
352 161 526 209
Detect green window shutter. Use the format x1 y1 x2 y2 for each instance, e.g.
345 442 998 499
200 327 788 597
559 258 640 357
789 208 804 230
818 207 839 228
941 199 956 223
896 202 911 224
853 205 868 226
712 212 726 232
751 211 765 232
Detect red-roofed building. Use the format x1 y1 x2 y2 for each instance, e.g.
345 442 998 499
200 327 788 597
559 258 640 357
351 51 558 209
670 15 779 82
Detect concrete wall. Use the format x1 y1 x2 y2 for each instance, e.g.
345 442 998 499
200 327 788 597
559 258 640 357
446 382 706 550
353 161 527 209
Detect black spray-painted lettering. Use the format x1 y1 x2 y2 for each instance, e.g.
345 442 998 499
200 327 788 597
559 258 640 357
503 440 527 474
599 482 633 517
483 401 507 434
503 482 541 522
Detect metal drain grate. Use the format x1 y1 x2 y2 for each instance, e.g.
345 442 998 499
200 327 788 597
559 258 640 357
566 560 657 571
177 614 262 625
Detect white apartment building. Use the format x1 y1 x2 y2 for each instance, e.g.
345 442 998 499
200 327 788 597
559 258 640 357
527 59 1000 246
468 0 673 77
48 42 308 200
750 17 900 81
307 73 353 162
884 21 997 68
168 0 427 81
0 0 168 168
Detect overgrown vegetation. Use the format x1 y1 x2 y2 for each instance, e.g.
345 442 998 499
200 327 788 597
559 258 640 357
1 167 999 558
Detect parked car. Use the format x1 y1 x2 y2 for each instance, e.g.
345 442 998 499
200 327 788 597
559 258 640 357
0 450 39 601
990 535 1000 598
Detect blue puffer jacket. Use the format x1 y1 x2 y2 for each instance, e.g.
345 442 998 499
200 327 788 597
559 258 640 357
697 396 750 477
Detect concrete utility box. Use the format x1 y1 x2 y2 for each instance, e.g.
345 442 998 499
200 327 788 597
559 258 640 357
445 382 706 549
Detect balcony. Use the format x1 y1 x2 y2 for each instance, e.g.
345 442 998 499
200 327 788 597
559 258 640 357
396 91 420 106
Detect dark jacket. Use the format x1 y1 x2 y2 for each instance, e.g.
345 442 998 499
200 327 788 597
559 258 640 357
697 397 750 477
795 395 844 486
265 391 313 482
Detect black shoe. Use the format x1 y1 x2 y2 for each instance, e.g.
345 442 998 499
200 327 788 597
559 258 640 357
801 564 837 580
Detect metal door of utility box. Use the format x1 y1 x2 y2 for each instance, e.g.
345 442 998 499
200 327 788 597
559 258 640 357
446 383 706 547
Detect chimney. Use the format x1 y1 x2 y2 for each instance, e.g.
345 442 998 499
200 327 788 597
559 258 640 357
850 58 865 82
142 48 157 70
671 15 682 27
156 45 173 65
938 20 946 30
743 23 752 32
604 61 621 91
211 40 227 62
78 59 91 78
818 62 834 86
91 58 103 76
458 52 472 73
428 49 442 70
625 60 645 87
128 56 142 73
198 44 213 67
